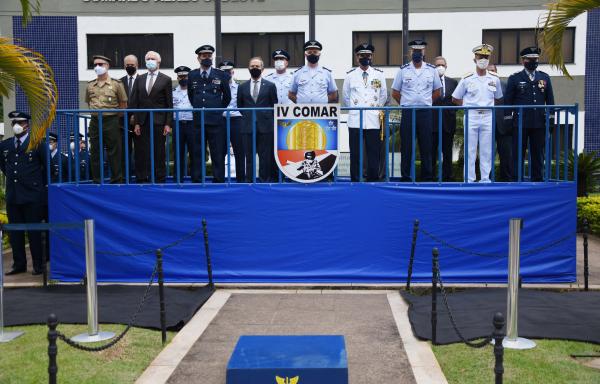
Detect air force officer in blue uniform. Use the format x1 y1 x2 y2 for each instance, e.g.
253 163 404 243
187 44 232 183
0 111 47 275
504 46 555 181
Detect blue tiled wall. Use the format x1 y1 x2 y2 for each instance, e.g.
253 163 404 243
585 9 600 154
13 16 78 147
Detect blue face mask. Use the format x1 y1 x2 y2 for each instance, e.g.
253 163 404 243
412 51 423 63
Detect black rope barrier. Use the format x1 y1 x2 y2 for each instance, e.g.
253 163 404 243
156 249 167 345
202 219 215 290
406 219 419 290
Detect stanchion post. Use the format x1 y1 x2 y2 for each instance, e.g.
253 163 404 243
0 227 24 342
406 219 419 290
72 219 114 343
431 247 439 345
202 219 214 289
42 223 48 288
505 218 535 349
47 313 58 384
493 312 505 384
156 249 167 345
583 219 589 291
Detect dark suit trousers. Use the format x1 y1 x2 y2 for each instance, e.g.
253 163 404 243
496 131 513 181
242 133 255 182
205 123 227 183
171 120 196 182
122 128 135 182
432 129 455 181
400 110 433 181
256 131 277 182
512 127 545 181
349 128 380 182
227 117 246 183
7 202 44 272
135 122 167 183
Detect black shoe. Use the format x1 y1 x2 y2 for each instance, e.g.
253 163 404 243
5 268 26 276
31 270 43 276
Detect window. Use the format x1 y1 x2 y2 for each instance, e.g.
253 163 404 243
87 34 174 69
482 28 575 65
222 32 305 68
351 30 442 67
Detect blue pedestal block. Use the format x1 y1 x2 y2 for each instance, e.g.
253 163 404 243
226 335 348 384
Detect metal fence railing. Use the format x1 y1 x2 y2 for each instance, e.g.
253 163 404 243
46 104 578 185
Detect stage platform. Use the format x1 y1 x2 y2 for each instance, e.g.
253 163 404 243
48 182 576 284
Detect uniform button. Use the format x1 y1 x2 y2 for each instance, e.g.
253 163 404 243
202 99 205 102
13 170 17 174
14 162 17 165
15 154 18 157
14 179 17 183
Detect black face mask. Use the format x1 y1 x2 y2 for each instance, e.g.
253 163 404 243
524 61 538 71
201 58 212 68
307 54 320 64
125 66 136 76
412 51 423 63
249 68 262 79
358 57 371 67
178 79 187 86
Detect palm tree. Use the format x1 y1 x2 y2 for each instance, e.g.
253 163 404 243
541 0 600 79
0 0 58 148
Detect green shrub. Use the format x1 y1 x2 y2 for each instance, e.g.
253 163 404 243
577 195 600 236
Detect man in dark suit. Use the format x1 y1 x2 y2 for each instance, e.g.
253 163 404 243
431 56 458 181
0 111 47 276
48 132 67 183
187 44 232 183
130 50 173 183
237 57 279 182
488 63 513 181
120 54 139 181
505 47 555 181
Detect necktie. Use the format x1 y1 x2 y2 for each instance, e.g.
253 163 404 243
15 138 21 151
147 73 155 94
362 71 368 86
252 80 259 102
441 77 446 98
202 71 207 80
128 76 133 97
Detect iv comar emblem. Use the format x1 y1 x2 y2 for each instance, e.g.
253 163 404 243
276 376 299 384
274 104 340 183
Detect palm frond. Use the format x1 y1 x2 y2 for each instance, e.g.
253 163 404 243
541 0 600 79
0 37 57 149
19 0 40 26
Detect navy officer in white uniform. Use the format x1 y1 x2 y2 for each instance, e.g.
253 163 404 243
289 40 338 104
452 44 503 183
343 43 388 181
391 39 442 181
265 49 294 105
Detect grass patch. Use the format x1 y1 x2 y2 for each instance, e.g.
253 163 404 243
433 339 600 384
0 324 174 383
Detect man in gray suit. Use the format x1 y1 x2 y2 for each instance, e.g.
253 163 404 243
488 64 513 181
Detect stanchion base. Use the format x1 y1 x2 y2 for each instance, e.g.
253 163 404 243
71 331 115 343
0 330 25 343
492 337 536 350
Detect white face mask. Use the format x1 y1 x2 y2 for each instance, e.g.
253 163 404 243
436 65 446 77
12 123 24 135
48 143 55 151
274 60 286 71
146 59 158 71
94 65 107 76
476 58 489 70
69 142 75 151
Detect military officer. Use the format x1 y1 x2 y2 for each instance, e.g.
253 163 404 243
68 133 90 181
84 54 128 184
187 44 232 183
219 60 246 183
0 111 47 275
289 40 338 104
391 39 442 181
504 46 555 181
343 43 388 181
48 132 67 183
172 65 195 182
452 44 503 183
265 49 294 105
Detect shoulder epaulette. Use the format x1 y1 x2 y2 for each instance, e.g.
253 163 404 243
400 63 410 69
111 77 122 83
264 72 273 77
462 72 474 79
488 70 499 77
322 66 332 72
292 66 304 74
346 67 356 74
537 70 549 76
87 79 96 83
373 67 383 73
426 63 436 69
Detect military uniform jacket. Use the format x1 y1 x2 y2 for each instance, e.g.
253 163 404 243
391 62 442 106
264 71 294 105
290 65 337 104
50 150 68 183
85 77 127 115
186 67 232 126
343 66 387 129
0 135 47 205
504 69 554 129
